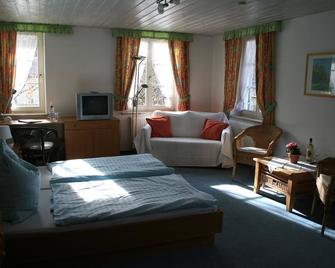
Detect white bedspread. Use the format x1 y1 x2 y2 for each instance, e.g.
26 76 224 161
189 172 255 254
51 174 217 226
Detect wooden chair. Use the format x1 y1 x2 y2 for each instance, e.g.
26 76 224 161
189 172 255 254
232 125 282 177
311 157 335 236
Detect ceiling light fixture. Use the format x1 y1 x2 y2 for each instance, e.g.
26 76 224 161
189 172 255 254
156 0 180 14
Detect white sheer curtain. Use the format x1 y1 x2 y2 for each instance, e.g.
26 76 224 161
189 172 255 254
233 37 256 113
128 39 175 109
152 39 174 108
14 33 38 95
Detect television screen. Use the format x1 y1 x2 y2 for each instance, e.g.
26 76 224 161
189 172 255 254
82 96 108 116
76 92 113 120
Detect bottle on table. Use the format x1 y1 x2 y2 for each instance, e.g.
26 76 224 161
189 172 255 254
306 138 314 162
48 103 56 121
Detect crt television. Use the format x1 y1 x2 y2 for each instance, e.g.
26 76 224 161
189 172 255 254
76 92 113 120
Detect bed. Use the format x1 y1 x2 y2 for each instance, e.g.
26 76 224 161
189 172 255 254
1 154 223 266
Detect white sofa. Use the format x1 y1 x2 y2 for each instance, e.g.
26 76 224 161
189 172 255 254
134 110 233 168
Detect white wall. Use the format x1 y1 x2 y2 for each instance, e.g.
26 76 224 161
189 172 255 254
276 10 335 159
45 27 115 116
210 10 335 159
211 35 225 112
189 35 214 111
45 28 213 116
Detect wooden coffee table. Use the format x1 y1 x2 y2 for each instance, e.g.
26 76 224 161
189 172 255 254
253 157 317 212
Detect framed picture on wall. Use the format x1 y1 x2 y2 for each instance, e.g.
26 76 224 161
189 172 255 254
304 52 335 98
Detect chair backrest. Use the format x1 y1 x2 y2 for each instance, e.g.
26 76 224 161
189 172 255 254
243 125 282 149
12 127 58 147
12 127 58 163
317 158 335 177
317 157 335 201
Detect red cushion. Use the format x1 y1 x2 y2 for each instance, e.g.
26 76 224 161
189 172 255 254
200 119 229 140
146 116 172 138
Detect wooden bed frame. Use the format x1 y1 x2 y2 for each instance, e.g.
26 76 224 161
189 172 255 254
2 209 223 267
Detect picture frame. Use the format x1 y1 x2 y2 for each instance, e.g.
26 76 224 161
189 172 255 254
304 52 335 98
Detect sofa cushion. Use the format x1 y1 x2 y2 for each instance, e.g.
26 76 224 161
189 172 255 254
150 137 222 166
0 139 40 223
146 116 172 137
152 110 228 138
200 119 229 140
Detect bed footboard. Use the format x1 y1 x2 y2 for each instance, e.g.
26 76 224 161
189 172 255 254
3 209 223 266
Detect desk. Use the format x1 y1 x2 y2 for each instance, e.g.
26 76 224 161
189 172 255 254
1 117 120 160
1 119 65 163
253 157 317 212
0 119 56 126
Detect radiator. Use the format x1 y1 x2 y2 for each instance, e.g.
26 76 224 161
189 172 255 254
117 112 150 151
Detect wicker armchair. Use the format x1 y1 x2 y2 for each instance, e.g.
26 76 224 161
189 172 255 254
232 125 282 177
311 157 335 236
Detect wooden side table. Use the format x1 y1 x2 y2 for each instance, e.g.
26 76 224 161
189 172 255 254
253 157 317 212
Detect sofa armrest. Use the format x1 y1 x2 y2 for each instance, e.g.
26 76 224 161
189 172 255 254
134 124 152 154
220 126 234 168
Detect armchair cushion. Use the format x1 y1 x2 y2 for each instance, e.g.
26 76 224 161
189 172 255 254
200 119 229 140
238 147 268 155
146 116 172 138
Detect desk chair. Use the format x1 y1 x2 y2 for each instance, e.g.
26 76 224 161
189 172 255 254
12 127 58 165
311 157 335 235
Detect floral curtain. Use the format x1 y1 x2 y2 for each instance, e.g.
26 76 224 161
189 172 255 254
168 40 190 111
223 38 243 113
256 32 276 125
0 31 17 113
114 36 141 111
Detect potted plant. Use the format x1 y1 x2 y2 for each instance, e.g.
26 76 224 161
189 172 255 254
286 142 301 163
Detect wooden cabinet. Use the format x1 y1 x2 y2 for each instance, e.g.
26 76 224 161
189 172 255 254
63 117 120 160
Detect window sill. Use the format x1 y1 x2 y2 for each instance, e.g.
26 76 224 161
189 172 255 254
230 114 262 124
117 108 176 116
1 113 48 120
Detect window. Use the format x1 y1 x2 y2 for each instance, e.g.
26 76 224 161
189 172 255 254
232 37 262 120
12 32 46 113
128 38 176 110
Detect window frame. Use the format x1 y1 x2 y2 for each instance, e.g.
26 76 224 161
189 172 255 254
129 38 177 112
11 32 46 114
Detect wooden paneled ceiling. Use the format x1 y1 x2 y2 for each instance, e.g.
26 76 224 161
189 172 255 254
0 0 335 35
